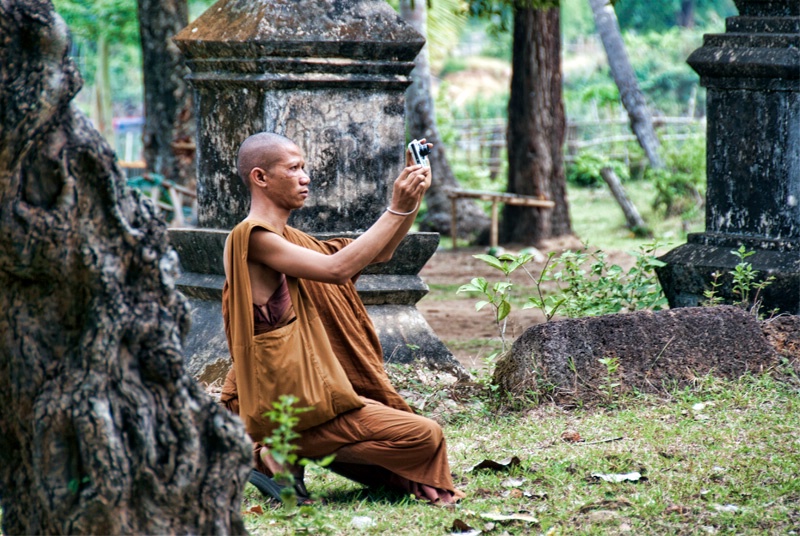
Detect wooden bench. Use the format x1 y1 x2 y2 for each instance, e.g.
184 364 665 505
446 189 555 250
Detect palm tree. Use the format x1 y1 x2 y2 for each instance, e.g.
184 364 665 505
588 0 664 169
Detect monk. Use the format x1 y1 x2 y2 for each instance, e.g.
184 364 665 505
219 132 464 505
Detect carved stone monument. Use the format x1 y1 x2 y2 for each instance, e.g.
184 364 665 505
171 0 465 383
656 0 800 314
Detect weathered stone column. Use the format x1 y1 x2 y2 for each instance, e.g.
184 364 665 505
656 0 800 314
170 0 465 383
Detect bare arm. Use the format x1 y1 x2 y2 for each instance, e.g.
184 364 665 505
248 162 429 285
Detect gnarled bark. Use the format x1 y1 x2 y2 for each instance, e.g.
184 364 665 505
0 1 251 534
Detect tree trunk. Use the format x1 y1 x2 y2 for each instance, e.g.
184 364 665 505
502 4 572 245
599 166 651 236
137 0 196 190
0 2 251 534
588 0 665 169
677 0 695 28
400 0 490 240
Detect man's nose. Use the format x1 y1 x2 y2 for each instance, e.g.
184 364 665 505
300 171 310 184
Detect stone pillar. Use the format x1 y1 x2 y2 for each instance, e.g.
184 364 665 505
170 0 465 383
656 0 800 314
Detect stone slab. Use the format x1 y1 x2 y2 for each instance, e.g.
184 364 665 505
493 306 782 405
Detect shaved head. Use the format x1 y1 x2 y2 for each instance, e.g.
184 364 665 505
236 132 296 186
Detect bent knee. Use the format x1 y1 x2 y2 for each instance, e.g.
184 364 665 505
410 417 443 450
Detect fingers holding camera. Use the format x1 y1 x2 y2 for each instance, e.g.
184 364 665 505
389 164 429 213
415 164 431 192
404 164 430 194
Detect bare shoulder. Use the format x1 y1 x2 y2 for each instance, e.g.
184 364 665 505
248 226 284 251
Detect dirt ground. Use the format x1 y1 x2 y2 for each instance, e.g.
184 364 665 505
416 238 639 370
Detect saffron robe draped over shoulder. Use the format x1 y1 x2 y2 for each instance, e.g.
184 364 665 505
225 220 364 441
223 220 412 442
222 220 462 501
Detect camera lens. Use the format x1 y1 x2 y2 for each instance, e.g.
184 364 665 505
419 144 431 157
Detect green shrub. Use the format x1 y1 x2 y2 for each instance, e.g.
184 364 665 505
648 135 706 217
566 150 629 188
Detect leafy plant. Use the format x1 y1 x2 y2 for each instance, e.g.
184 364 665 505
261 395 336 533
457 251 535 357
597 356 622 402
702 270 724 307
648 135 706 218
549 242 668 318
701 246 776 318
460 242 668 351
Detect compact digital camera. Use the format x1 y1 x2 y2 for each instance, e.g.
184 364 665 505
408 139 431 168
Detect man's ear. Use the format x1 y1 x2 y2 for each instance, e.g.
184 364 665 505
250 167 268 187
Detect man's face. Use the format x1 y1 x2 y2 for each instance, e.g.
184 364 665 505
264 142 310 210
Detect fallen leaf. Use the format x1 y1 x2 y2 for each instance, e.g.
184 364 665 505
501 489 524 499
585 510 619 523
473 488 494 498
450 519 480 536
501 477 526 487
480 512 539 524
589 471 647 483
692 401 715 411
561 430 583 443
713 503 739 513
469 456 521 473
566 462 579 474
247 504 264 515
525 491 548 500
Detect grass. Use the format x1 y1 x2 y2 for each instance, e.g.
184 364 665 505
242 368 800 535
231 181 798 534
567 180 703 253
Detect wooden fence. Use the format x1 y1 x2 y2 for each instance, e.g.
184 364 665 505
449 116 705 174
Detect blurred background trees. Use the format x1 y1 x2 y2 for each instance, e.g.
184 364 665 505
53 0 735 244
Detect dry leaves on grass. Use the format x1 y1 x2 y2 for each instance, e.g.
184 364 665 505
450 512 540 536
467 456 521 473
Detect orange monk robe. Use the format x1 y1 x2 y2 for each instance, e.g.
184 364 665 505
220 222 462 501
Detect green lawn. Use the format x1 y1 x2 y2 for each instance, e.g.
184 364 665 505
567 181 703 253
243 368 800 535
